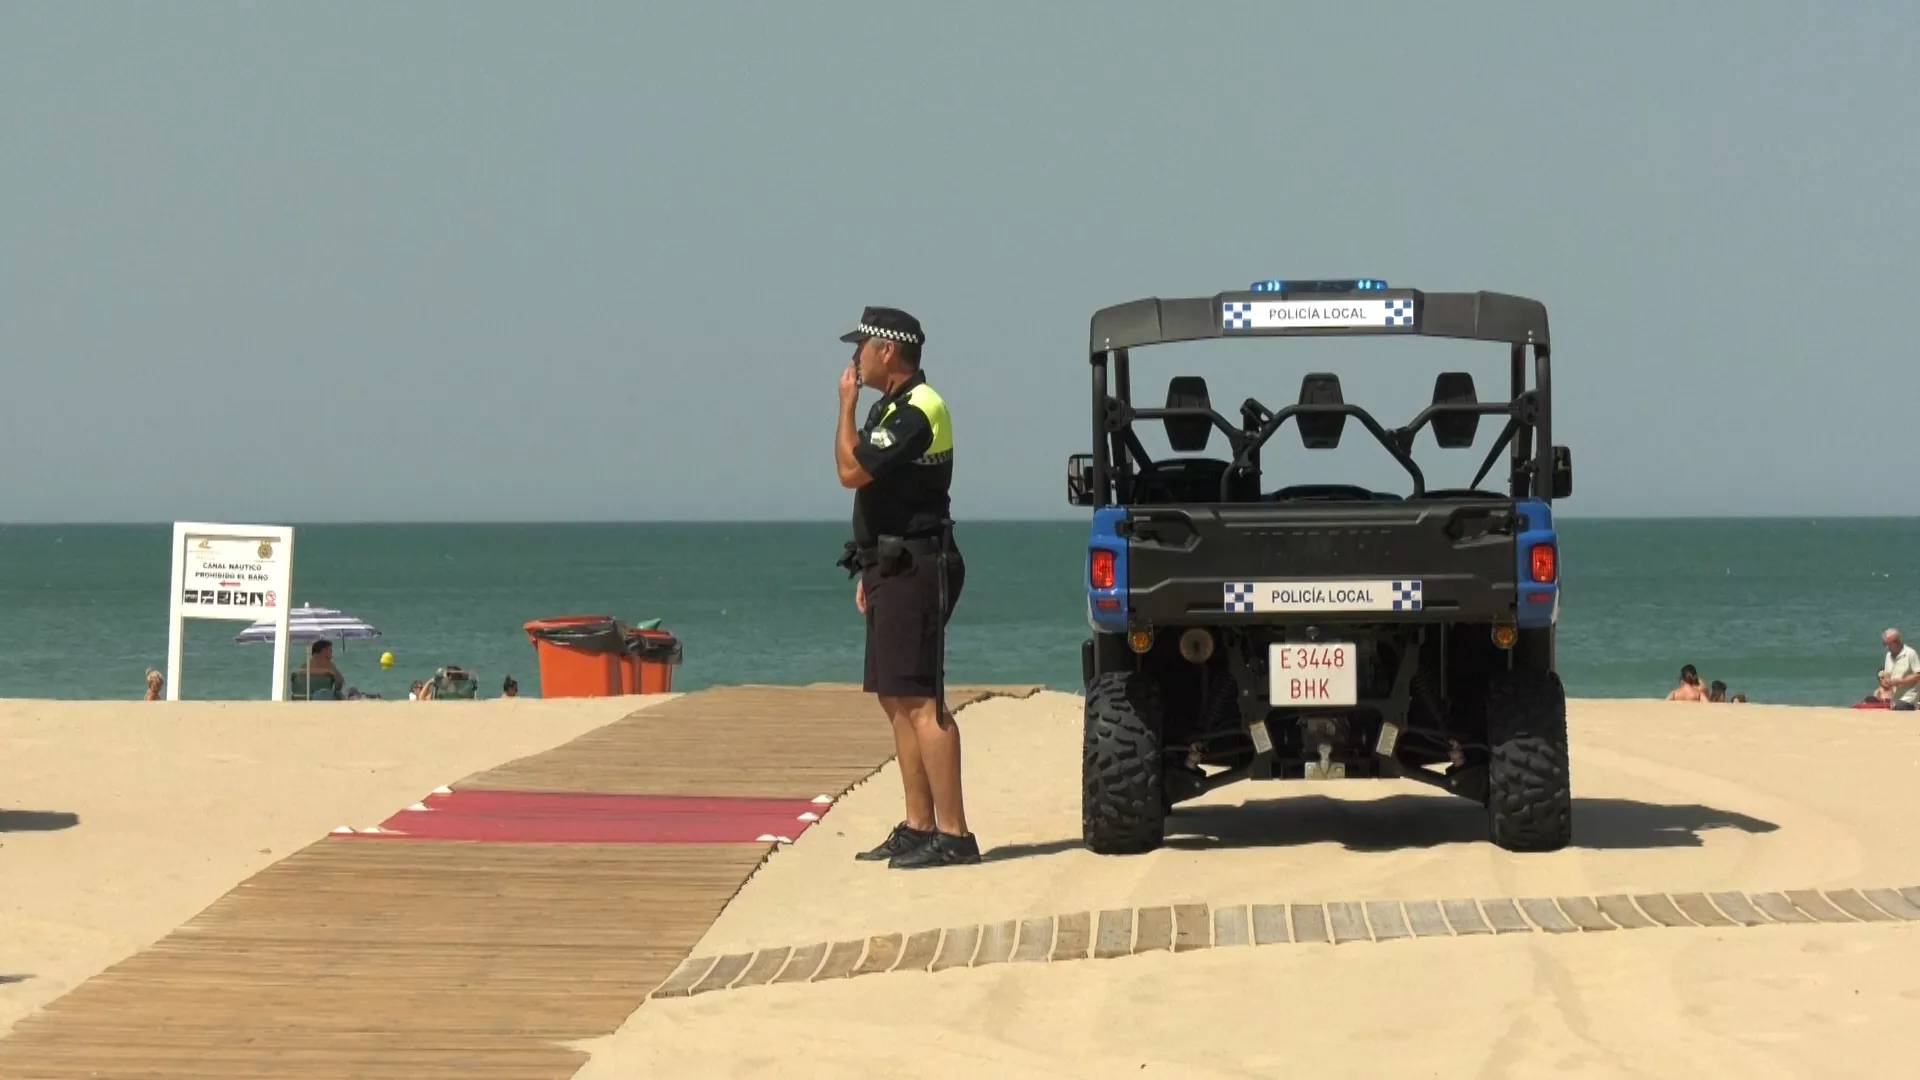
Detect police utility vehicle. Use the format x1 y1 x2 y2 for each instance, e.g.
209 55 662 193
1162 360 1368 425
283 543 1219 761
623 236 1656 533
1068 278 1575 855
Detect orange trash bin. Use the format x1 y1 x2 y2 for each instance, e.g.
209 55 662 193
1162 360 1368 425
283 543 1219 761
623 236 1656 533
523 616 627 698
622 626 682 694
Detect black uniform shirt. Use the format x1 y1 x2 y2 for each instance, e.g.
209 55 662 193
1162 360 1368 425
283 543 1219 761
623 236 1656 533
851 370 953 546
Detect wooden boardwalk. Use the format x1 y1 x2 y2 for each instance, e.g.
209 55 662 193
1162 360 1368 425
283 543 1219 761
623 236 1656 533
0 684 1035 1079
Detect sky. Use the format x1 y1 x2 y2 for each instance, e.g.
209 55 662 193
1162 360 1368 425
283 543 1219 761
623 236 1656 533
3 1 1916 523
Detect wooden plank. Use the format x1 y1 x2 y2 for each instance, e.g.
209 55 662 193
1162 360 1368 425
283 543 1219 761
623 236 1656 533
690 952 754 994
930 925 980 972
1173 904 1211 952
973 920 1018 966
1518 898 1577 933
1554 897 1616 932
1213 906 1251 947
1133 907 1174 953
651 955 717 999
774 942 828 983
1785 890 1857 924
812 940 867 980
1595 895 1656 930
1441 900 1492 935
1093 909 1134 959
1250 904 1290 945
1480 899 1532 934
1708 892 1773 927
1290 904 1330 944
1052 912 1091 961
851 934 903 976
1824 890 1895 923
0 838 773 1080
896 930 942 972
1364 901 1410 941
1671 893 1736 928
1862 888 1920 920
1013 918 1055 963
1633 894 1695 928
732 947 790 988
1405 900 1451 937
1749 892 1814 924
1327 901 1370 943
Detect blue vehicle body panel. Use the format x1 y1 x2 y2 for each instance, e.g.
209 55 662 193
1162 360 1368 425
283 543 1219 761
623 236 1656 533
1514 498 1559 629
1087 506 1129 634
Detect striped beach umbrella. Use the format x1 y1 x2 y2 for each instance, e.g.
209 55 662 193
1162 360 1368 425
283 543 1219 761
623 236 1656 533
233 605 383 647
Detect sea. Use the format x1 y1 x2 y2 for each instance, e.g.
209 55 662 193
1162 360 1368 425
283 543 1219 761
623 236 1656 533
0 519 1909 707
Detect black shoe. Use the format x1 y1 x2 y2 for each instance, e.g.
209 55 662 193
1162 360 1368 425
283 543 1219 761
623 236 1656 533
888 831 982 869
854 822 935 862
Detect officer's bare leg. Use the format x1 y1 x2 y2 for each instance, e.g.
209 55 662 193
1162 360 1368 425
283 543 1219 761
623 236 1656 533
882 697 938 831
885 694 967 836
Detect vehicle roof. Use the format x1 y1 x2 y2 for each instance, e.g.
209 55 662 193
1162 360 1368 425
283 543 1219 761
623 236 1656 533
1088 289 1550 353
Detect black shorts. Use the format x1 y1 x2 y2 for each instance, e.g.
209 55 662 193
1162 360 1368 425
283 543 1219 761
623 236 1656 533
863 547 965 698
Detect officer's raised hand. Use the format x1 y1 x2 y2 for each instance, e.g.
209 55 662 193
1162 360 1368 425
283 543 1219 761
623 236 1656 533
839 358 862 410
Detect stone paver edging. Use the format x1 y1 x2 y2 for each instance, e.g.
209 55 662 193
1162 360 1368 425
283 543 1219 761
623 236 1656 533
651 885 1920 1000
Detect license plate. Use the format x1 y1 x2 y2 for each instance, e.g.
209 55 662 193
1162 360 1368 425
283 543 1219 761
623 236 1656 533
1269 642 1357 706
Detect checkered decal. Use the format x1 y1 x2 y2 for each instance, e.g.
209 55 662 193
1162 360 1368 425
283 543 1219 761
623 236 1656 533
1383 299 1414 326
1222 302 1254 330
1223 582 1256 612
1391 580 1423 611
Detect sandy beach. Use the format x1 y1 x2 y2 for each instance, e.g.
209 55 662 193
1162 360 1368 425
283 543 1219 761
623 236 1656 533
0 695 663 1035
578 692 1920 1079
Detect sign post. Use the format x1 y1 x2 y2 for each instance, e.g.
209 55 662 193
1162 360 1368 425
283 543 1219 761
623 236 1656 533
165 522 296 702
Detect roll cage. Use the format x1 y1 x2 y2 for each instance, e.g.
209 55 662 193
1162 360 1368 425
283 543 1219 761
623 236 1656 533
1068 286 1569 507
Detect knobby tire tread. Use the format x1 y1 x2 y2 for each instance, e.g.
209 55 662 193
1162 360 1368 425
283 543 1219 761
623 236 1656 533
1082 671 1166 855
1486 668 1573 852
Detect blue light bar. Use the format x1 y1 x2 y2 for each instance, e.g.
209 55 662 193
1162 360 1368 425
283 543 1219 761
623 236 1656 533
1249 278 1389 293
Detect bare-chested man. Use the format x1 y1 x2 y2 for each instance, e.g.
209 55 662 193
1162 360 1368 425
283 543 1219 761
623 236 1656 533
1666 664 1709 702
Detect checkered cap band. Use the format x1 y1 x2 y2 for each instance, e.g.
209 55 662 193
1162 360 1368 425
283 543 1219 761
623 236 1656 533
856 322 922 345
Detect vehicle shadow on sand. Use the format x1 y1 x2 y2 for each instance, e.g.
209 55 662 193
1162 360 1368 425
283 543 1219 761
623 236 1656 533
0 809 80 833
983 796 1778 862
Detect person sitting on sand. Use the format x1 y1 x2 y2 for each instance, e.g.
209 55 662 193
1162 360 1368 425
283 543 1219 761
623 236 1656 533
1878 628 1920 711
144 668 164 701
293 640 350 699
1709 679 1727 703
1667 665 1709 701
501 675 518 698
1731 693 1747 703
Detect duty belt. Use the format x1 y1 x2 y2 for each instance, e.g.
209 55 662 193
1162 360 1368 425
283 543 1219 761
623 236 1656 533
834 534 948 578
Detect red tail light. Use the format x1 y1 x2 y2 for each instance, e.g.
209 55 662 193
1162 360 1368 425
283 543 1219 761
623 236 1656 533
1529 543 1556 583
1090 549 1115 590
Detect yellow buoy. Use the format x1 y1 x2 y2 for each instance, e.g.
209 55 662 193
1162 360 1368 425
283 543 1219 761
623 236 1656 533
380 651 395 669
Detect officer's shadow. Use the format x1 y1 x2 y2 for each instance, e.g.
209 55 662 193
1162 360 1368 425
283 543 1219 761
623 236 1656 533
981 795 1778 860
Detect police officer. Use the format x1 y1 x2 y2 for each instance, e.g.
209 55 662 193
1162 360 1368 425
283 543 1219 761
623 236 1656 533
833 305 977 869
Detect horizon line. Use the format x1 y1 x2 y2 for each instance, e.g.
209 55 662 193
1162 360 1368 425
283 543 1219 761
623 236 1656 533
4 513 1919 528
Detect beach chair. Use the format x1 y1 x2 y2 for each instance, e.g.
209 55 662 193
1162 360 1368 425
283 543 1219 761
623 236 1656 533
290 670 342 701
429 666 479 700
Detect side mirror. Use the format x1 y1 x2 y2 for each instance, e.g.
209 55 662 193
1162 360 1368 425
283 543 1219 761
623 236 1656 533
1297 372 1346 450
1163 376 1213 453
1430 372 1480 449
1068 453 1096 507
1550 445 1573 499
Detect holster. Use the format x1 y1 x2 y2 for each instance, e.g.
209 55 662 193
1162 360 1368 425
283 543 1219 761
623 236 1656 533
875 536 913 578
834 540 862 580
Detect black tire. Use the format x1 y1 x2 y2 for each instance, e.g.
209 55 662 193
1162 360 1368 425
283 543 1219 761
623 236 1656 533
1485 668 1573 852
1082 671 1166 855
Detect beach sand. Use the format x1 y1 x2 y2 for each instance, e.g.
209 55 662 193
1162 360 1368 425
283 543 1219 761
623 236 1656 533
0 695 663 1034
579 692 1920 1078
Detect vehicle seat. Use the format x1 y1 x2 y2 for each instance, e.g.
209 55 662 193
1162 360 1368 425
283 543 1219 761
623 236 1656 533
1132 457 1259 503
1266 484 1402 503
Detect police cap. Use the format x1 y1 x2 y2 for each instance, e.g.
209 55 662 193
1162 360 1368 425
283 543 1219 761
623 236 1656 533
839 306 925 347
